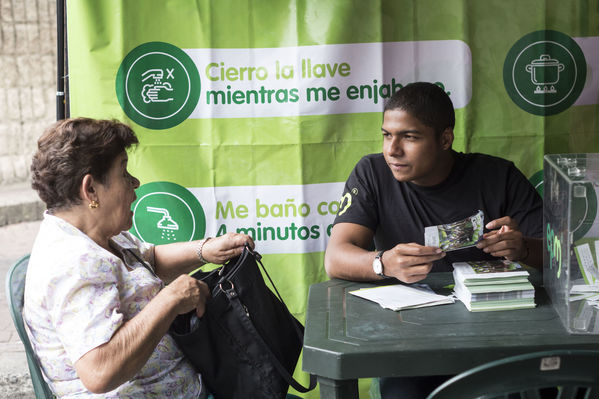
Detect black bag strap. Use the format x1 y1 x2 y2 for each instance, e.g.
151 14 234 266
125 248 158 278
234 245 317 393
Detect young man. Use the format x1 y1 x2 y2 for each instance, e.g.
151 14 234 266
324 82 542 398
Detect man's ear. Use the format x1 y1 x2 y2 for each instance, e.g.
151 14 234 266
440 128 454 150
80 174 97 203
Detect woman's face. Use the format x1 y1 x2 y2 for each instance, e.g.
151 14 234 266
95 151 140 237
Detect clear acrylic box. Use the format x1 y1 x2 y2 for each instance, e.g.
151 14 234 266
544 153 599 334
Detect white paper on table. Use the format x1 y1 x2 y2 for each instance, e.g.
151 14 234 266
569 293 599 302
349 284 455 311
570 284 599 293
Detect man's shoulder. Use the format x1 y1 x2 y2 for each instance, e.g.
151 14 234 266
349 153 394 185
354 153 386 172
358 152 385 163
459 151 516 170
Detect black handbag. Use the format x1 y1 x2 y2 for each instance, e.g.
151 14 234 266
169 245 316 399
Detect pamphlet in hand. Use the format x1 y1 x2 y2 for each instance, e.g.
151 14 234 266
424 210 484 251
349 284 455 311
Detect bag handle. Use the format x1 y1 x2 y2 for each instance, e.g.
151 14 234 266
250 247 300 330
235 245 317 393
126 248 157 278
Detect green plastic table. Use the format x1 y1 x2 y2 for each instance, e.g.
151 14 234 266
302 271 599 399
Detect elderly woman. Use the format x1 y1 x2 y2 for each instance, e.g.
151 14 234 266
23 118 253 398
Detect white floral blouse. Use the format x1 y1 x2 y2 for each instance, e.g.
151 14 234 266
23 213 202 398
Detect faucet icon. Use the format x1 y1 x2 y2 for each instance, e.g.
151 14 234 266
141 69 165 84
146 207 179 231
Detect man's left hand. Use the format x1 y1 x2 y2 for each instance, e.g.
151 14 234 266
476 216 526 261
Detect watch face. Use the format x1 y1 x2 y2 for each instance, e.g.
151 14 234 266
373 258 383 275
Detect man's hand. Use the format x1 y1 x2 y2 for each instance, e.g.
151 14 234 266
476 216 526 261
382 243 445 283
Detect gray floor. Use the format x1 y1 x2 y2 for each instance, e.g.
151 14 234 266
0 220 41 398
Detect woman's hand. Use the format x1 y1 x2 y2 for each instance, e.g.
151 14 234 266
163 274 211 317
201 232 255 264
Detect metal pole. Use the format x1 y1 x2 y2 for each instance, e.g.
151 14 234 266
56 0 65 120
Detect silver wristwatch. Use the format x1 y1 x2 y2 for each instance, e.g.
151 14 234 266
372 250 385 277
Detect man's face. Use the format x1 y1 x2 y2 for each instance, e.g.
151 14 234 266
382 108 452 186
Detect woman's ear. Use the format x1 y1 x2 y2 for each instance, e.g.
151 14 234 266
80 174 96 203
440 128 454 151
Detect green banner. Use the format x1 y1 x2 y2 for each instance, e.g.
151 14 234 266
67 1 599 396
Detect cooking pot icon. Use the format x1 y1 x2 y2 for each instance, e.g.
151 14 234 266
525 54 564 94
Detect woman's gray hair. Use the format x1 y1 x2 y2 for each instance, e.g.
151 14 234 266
31 118 139 211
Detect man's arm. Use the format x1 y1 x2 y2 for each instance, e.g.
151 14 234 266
324 222 445 283
324 223 380 281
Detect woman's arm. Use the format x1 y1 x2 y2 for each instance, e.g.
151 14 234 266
153 232 254 282
75 233 253 392
74 274 209 393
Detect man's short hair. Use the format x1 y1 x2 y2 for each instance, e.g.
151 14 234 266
384 82 455 137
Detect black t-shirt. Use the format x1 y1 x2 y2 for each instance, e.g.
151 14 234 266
333 151 543 272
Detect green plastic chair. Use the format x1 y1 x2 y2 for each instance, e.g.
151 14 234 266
427 349 599 399
6 255 55 399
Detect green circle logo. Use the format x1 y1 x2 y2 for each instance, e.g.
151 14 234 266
503 30 586 116
130 181 206 244
116 42 200 130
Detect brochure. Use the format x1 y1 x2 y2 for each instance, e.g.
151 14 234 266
569 280 599 310
452 260 529 285
453 283 535 302
574 241 599 285
349 283 455 311
454 282 535 311
457 298 536 312
459 281 534 294
424 210 484 251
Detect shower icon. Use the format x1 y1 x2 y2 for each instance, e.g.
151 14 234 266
146 207 179 230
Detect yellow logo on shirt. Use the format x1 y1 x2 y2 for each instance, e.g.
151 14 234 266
337 192 352 216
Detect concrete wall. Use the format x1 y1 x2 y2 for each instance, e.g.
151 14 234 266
0 0 57 186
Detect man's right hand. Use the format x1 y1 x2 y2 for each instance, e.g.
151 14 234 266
381 243 445 283
163 274 211 318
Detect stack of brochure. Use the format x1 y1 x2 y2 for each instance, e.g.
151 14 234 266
453 260 536 312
